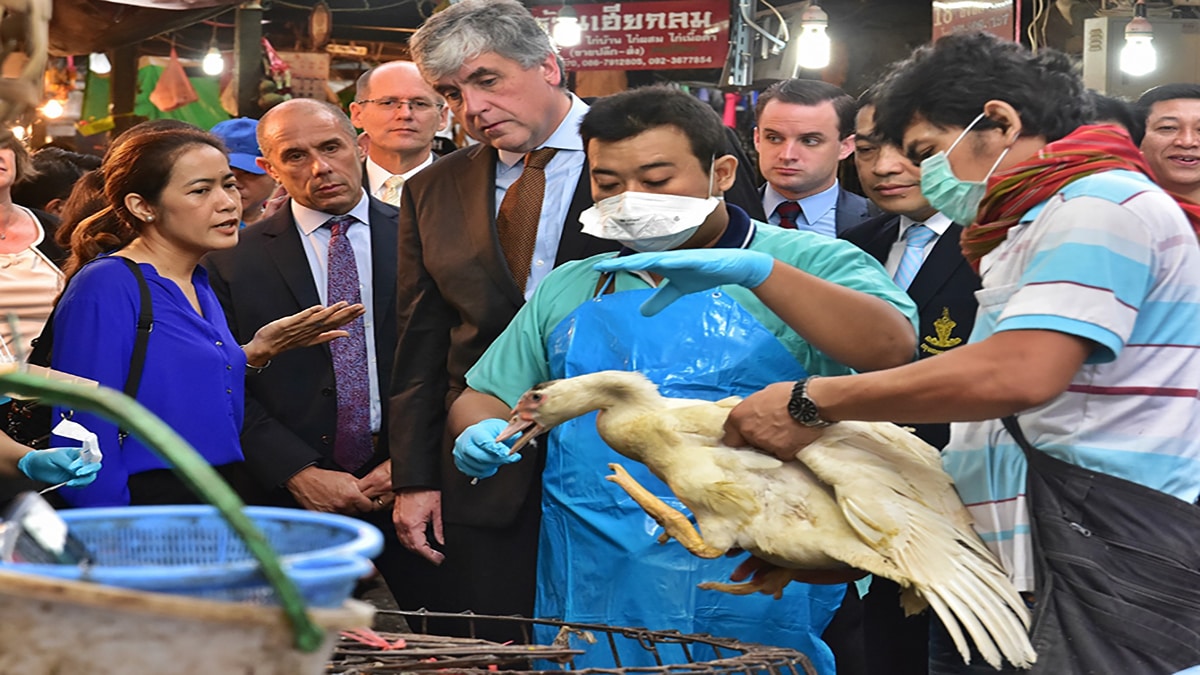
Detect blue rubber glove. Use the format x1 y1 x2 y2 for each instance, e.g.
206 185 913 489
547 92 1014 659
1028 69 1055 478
594 249 776 316
453 418 524 480
16 447 102 486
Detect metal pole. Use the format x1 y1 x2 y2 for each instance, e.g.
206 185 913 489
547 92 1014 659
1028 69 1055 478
727 0 754 86
110 46 138 137
235 0 264 118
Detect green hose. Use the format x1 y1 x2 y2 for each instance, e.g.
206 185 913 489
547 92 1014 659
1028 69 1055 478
0 369 325 652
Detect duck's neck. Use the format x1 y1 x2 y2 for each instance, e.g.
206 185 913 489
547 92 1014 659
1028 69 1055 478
593 393 682 470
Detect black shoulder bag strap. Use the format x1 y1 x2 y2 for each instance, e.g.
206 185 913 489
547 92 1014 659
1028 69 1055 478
115 257 154 403
1001 415 1035 457
27 257 154 444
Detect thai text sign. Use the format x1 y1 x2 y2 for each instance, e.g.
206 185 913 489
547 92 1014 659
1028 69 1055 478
531 1 729 71
932 0 1015 41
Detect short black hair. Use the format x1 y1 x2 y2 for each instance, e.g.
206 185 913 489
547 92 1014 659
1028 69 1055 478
852 87 887 145
1135 83 1200 144
12 146 100 210
874 32 1088 146
579 85 725 170
754 79 856 139
1137 83 1200 111
1086 91 1142 143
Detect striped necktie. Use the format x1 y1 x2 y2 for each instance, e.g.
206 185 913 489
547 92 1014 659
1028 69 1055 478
379 174 405 206
893 223 936 290
774 201 801 229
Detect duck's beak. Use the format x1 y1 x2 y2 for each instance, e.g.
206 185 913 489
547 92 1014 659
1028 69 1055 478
495 413 542 454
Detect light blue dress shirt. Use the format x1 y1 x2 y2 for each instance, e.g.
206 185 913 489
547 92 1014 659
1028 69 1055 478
762 181 841 238
292 192 382 433
495 94 588 299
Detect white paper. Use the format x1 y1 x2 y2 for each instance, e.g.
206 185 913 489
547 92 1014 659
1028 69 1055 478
51 419 102 464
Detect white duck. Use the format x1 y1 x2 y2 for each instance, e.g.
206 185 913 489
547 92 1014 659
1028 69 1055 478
497 370 1036 670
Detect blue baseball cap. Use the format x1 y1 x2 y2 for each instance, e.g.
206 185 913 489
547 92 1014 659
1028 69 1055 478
210 117 266 175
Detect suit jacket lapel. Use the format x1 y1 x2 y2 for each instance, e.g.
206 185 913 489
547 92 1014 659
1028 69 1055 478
554 161 597 266
858 215 901 265
907 224 968 311
834 188 874 235
368 197 398 328
459 144 525 306
262 207 322 310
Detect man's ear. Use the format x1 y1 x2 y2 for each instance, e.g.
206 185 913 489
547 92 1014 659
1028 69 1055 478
752 126 762 152
256 156 280 183
436 103 449 133
982 99 1024 145
837 133 856 161
712 154 739 194
541 53 564 88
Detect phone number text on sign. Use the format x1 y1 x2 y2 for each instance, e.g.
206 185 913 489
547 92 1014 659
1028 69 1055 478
532 1 730 72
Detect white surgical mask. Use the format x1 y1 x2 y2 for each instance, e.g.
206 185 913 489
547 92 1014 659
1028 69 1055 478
580 192 721 252
580 161 721 252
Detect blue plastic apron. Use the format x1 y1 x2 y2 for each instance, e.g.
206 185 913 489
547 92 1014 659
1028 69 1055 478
534 281 843 674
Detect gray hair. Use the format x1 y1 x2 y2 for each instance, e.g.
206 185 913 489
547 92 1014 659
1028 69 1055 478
257 98 357 158
409 0 561 85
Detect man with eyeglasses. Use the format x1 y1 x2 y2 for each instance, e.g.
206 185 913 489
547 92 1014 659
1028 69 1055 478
350 61 448 206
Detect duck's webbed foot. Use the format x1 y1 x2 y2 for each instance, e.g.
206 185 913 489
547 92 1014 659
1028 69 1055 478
698 564 795 600
606 463 726 559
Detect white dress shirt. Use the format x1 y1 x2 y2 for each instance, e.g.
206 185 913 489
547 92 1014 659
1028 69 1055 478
364 153 435 205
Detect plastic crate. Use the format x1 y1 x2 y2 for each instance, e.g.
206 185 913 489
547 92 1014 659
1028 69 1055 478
0 505 383 607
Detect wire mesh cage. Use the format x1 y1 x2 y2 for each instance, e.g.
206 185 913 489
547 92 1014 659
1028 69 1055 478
328 610 818 675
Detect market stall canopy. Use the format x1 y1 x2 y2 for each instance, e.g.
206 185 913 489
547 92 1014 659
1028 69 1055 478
47 0 439 57
49 0 240 55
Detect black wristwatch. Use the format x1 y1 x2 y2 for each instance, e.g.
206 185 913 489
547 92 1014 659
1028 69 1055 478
787 377 832 428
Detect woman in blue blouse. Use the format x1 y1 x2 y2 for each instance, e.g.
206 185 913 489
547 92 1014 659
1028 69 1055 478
52 126 362 507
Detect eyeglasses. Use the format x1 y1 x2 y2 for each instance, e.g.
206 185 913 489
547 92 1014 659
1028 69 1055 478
355 97 443 113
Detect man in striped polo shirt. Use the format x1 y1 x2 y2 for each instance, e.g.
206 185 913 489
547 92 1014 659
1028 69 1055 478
650 33 1200 675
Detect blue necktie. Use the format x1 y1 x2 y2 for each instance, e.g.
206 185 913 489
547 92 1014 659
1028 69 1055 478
893 223 936 290
325 215 373 471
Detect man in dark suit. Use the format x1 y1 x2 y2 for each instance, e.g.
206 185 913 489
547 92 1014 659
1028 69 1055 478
387 0 618 639
203 98 407 594
349 60 447 206
755 79 877 236
840 98 982 675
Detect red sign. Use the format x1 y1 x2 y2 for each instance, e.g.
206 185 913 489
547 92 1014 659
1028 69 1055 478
932 0 1015 41
531 1 729 72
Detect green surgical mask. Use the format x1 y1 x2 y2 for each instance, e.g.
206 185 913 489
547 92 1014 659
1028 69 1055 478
919 113 1010 225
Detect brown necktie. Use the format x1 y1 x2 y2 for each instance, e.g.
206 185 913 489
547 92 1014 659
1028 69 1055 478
496 147 558 289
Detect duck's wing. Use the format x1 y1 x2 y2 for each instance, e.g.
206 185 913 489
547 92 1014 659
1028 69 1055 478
647 402 768 522
660 400 736 446
796 421 1035 670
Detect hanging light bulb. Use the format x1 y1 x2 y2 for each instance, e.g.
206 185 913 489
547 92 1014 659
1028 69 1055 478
1120 2 1156 77
88 52 111 75
40 99 64 119
795 2 831 72
552 5 582 48
10 126 26 141
202 46 225 76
